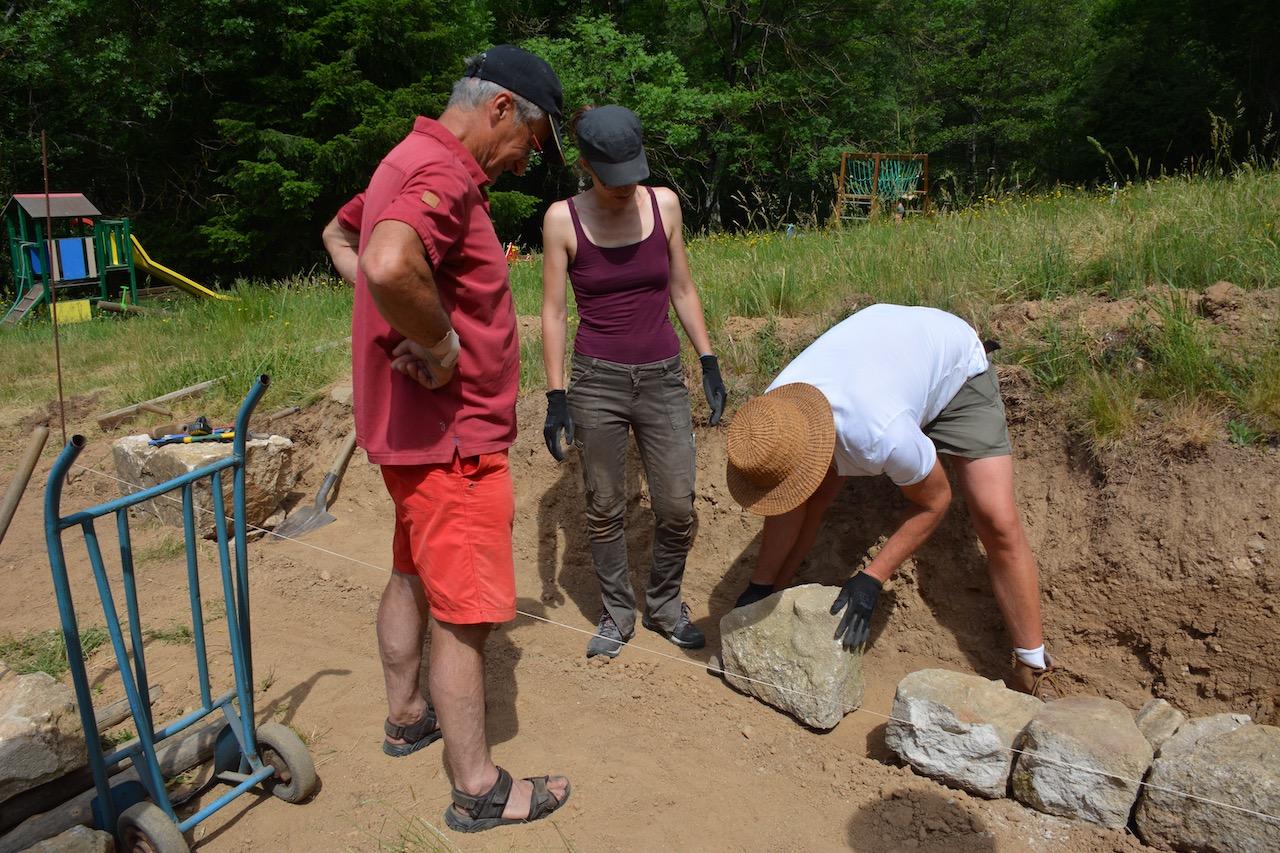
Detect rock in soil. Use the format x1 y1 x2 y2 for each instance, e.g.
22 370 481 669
1154 712 1251 758
1135 698 1188 753
112 434 296 537
885 668 1042 798
1136 720 1280 853
20 824 115 852
719 584 863 730
1010 696 1153 829
0 671 88 806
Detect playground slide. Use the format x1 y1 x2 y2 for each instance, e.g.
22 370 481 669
129 235 234 301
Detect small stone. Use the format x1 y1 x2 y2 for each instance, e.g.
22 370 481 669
741 725 754 739
1010 696 1153 829
1248 538 1267 553
329 380 353 406
1135 698 1186 752
319 570 331 582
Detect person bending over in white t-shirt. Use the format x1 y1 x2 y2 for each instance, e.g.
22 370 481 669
725 304 1058 697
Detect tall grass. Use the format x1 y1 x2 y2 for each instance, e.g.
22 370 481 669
0 276 351 421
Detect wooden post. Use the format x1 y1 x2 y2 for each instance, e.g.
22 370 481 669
95 377 226 430
870 153 883 220
922 154 931 215
0 426 49 546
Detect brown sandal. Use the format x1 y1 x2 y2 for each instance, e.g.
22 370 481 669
443 766 571 833
382 702 441 757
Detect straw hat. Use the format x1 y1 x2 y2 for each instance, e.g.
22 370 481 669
726 383 835 516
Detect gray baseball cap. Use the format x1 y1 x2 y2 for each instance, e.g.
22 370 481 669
576 106 649 186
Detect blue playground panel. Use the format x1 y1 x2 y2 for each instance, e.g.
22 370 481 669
25 237 96 281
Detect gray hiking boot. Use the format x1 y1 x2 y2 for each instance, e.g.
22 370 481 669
586 609 630 659
642 602 706 650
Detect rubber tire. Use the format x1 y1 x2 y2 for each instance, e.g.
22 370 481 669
117 801 190 853
255 721 318 803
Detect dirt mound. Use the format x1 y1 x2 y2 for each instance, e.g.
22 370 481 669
513 376 1279 727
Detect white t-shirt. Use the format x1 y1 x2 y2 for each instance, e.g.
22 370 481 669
767 304 989 486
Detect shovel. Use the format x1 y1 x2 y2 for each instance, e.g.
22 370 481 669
273 430 359 540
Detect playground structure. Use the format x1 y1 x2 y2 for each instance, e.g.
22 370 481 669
832 152 930 223
3 192 230 328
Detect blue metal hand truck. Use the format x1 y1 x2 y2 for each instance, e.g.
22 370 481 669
43 376 316 852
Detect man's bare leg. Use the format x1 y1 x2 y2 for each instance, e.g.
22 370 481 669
950 455 1044 650
429 616 569 820
377 572 429 743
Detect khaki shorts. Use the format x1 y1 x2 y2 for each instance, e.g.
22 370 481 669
923 367 1013 459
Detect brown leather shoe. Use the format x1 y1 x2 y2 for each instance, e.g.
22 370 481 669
1007 653 1063 699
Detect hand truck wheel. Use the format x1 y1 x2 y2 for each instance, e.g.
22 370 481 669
117 801 190 853
256 721 319 803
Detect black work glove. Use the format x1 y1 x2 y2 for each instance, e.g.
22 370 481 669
831 572 882 650
700 354 727 426
543 390 574 462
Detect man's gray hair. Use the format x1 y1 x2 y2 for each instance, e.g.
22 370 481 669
448 55 545 125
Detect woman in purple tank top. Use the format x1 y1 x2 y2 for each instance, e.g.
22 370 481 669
541 105 727 659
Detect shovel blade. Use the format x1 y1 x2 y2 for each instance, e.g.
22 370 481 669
271 508 337 540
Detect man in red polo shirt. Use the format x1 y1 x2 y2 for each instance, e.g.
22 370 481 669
322 45 571 832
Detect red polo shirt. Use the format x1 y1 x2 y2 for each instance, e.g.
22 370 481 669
338 117 517 465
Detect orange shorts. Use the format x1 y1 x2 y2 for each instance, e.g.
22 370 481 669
380 451 516 624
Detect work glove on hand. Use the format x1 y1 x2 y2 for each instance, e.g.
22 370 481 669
543 390 574 462
700 355 727 426
831 572 882 651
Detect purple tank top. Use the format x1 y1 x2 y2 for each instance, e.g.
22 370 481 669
567 186 680 364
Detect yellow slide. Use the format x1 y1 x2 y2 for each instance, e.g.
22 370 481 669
129 235 235 301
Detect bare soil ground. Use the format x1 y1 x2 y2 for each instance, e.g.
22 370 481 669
1 297 1276 852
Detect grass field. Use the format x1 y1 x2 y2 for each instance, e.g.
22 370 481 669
2 170 1277 452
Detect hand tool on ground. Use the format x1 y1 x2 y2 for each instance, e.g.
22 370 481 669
149 415 214 440
272 430 359 540
148 429 235 447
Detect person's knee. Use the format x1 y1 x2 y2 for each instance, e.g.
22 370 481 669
585 487 626 539
651 493 694 537
973 509 1026 556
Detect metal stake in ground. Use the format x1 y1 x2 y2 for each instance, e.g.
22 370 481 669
41 131 67 445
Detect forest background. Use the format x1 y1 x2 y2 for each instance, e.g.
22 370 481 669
2 0 1277 283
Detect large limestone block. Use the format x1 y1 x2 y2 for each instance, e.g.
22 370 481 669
1136 721 1280 853
885 668 1042 798
1010 696 1153 829
0 671 88 805
113 434 296 536
1136 698 1187 753
719 584 863 729
21 824 115 852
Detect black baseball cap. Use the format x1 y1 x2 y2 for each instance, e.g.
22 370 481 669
576 106 649 186
465 44 565 164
